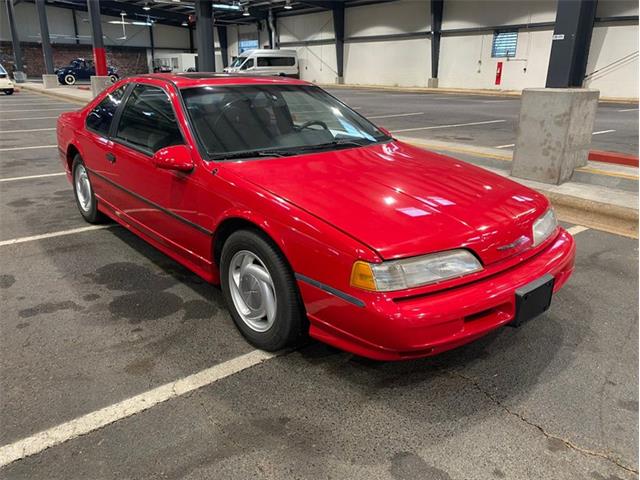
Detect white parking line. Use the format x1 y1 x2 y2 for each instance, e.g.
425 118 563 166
0 116 60 122
0 128 56 134
368 112 425 119
0 172 66 183
0 145 57 152
0 108 71 113
618 108 638 112
0 349 277 467
0 225 111 247
392 119 506 133
592 129 616 135
566 225 590 236
495 144 515 149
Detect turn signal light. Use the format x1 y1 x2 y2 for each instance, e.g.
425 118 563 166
350 261 377 291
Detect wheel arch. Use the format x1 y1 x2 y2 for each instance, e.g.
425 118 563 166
66 143 81 174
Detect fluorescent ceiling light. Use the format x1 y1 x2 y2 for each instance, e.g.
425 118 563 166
132 21 153 26
212 3 241 11
242 6 250 16
284 0 292 9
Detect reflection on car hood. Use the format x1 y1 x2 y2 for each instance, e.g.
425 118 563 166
226 141 549 263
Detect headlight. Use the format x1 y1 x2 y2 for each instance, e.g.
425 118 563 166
532 208 557 246
351 249 483 292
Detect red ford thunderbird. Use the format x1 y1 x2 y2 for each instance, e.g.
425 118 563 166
57 74 575 360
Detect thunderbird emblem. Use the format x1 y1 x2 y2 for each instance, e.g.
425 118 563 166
497 235 529 251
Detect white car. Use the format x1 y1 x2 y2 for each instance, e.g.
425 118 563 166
0 64 14 95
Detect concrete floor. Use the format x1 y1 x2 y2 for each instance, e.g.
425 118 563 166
0 91 638 480
325 87 639 155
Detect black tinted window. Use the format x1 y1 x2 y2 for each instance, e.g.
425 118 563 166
257 57 295 67
115 84 183 154
85 86 126 136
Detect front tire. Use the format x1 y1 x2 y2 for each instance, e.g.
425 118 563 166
4 89 13 95
63 74 76 85
220 230 305 351
72 155 102 223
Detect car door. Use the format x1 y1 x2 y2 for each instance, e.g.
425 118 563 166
109 82 211 268
75 83 129 209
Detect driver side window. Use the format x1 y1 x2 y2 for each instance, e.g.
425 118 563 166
241 59 254 70
114 84 184 154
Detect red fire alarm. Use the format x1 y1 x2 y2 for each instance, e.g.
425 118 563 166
495 61 503 85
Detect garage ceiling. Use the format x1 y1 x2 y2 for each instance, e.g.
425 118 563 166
20 0 394 27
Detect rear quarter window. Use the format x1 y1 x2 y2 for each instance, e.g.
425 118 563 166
85 86 127 136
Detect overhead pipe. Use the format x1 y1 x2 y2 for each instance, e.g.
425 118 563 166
268 9 278 49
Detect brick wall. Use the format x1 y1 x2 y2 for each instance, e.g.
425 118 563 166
0 42 150 78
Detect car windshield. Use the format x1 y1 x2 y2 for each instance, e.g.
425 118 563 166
0 64 6 75
229 57 246 68
181 85 390 160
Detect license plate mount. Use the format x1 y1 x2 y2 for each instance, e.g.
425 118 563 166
512 274 555 327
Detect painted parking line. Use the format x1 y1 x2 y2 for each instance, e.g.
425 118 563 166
0 172 66 183
0 128 56 134
0 225 112 247
0 116 60 122
618 108 638 112
495 144 515 149
368 112 425 119
566 225 590 236
592 129 616 135
392 119 506 133
0 349 277 467
0 145 57 152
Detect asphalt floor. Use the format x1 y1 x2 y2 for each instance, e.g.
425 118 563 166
324 87 639 156
0 90 638 480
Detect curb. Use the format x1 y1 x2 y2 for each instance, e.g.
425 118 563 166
589 150 639 167
17 83 89 105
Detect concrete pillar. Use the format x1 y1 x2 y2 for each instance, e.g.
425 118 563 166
195 1 215 72
36 0 55 75
5 0 25 82
42 74 58 89
87 0 107 76
429 0 443 88
511 88 599 185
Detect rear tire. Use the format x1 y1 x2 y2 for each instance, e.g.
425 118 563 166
220 230 306 351
4 90 13 95
109 75 118 84
72 155 103 224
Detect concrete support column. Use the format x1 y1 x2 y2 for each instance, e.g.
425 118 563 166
5 0 26 83
511 88 599 185
195 0 215 72
217 25 229 69
36 0 55 76
332 3 345 84
429 0 443 88
86 0 109 97
546 0 598 88
149 25 155 71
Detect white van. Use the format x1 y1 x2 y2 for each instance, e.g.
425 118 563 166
224 49 298 78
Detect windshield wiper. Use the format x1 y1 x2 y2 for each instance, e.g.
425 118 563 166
208 149 286 161
208 139 372 161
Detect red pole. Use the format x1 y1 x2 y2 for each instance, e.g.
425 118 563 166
87 0 108 76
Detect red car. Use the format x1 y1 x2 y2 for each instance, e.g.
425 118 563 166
57 74 575 361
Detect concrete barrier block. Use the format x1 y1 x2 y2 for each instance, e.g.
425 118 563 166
42 74 58 89
90 76 112 97
512 88 599 185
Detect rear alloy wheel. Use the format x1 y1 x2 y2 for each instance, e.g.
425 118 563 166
3 90 13 95
64 74 76 85
221 230 305 351
72 155 102 223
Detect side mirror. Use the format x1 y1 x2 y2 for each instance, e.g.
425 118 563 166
152 145 195 173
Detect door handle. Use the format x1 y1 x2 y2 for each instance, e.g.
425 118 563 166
106 152 116 163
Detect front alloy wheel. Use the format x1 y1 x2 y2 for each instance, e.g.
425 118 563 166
220 230 305 351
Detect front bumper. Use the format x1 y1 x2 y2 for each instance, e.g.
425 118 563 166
298 229 576 361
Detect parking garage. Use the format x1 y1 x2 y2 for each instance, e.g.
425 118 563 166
0 1 638 479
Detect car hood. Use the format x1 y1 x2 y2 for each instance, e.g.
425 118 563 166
225 141 549 263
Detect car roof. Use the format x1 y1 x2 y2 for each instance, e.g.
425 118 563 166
129 73 311 89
